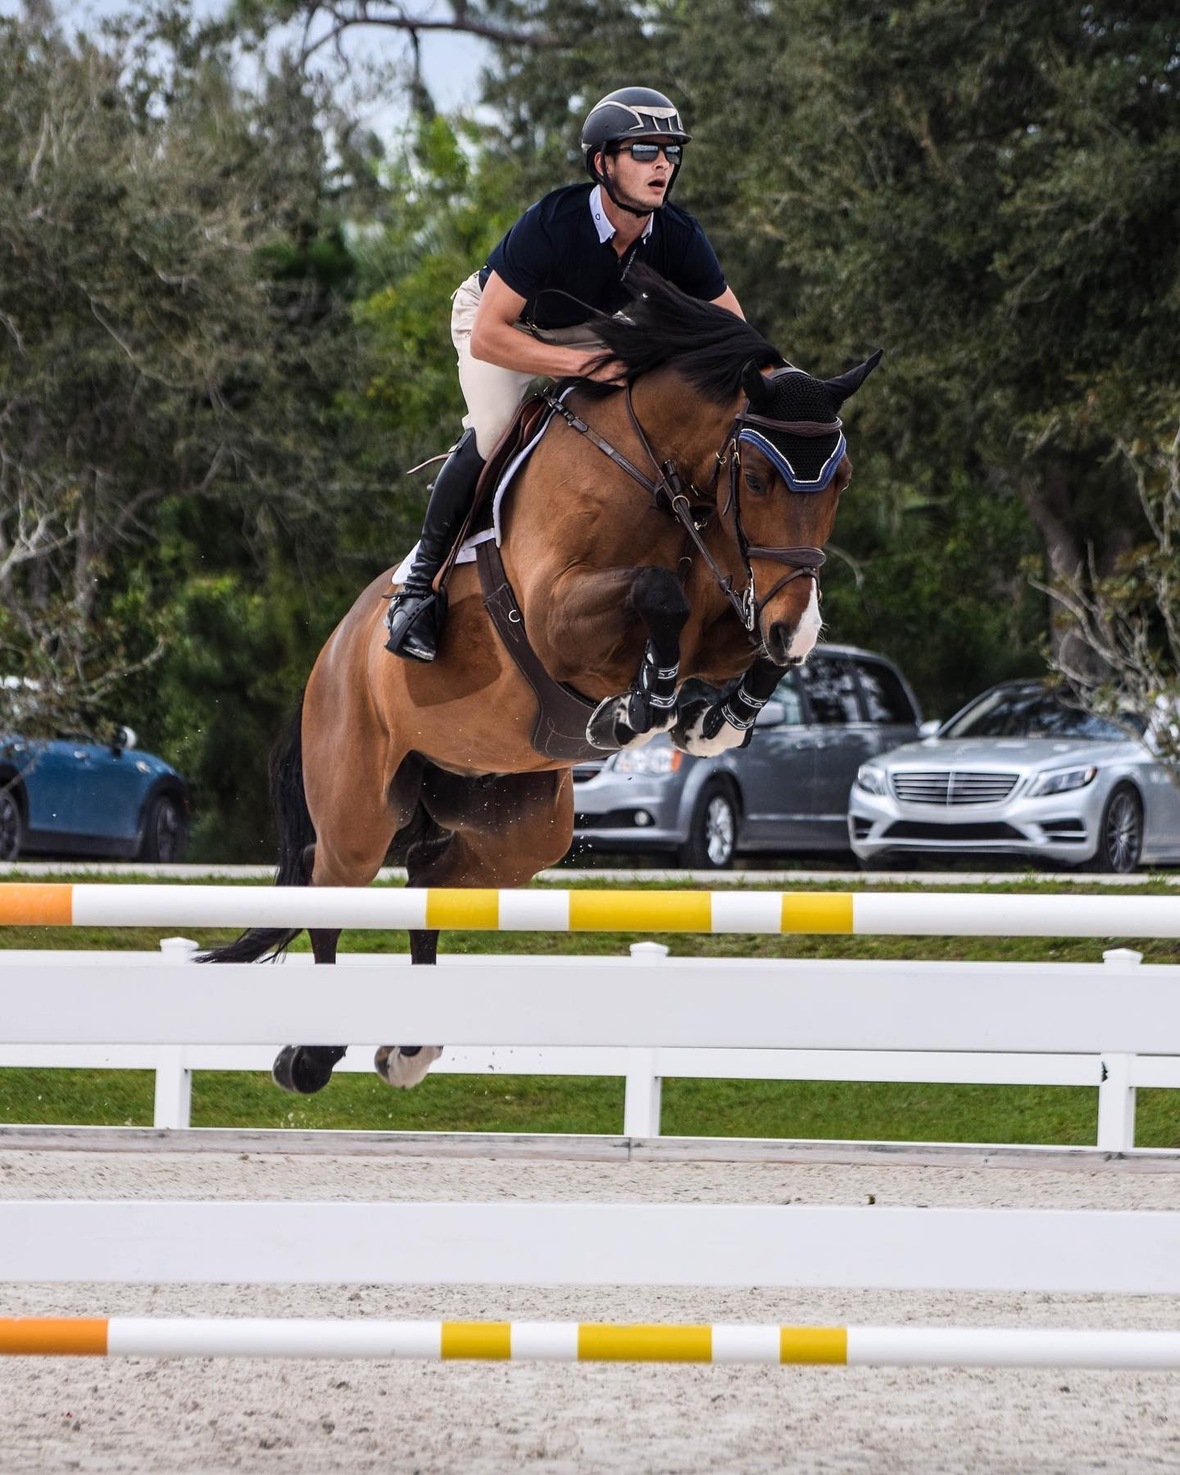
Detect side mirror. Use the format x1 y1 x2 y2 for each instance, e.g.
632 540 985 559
918 719 941 739
112 725 138 753
754 700 786 729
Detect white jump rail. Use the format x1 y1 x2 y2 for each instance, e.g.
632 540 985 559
8 1316 1180 1368
5 1200 1180 1294
0 943 1175 1150
2 881 1180 935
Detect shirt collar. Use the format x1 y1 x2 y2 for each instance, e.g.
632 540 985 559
589 184 654 245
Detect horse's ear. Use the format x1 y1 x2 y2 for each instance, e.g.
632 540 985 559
741 359 769 407
821 348 884 409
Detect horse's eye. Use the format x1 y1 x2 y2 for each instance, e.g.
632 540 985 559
744 471 766 496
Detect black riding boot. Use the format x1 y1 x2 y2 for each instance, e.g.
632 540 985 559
385 429 485 662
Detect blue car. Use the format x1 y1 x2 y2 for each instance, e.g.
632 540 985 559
0 726 190 863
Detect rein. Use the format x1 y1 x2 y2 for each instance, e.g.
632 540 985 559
542 386 828 633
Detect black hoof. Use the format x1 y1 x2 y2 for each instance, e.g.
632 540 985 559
272 1044 346 1095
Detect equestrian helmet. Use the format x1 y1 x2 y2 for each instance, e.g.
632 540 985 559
581 86 691 178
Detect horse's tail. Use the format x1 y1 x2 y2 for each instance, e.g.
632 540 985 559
196 691 313 964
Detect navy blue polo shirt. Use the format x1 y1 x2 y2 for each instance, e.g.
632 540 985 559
478 183 728 329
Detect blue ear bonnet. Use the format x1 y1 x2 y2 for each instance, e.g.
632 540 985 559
737 426 846 493
739 368 845 495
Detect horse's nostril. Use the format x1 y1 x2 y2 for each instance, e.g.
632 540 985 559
766 623 792 662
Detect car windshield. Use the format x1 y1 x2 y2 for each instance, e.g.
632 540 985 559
943 686 1139 741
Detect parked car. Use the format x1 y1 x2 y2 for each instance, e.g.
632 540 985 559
848 678 1180 873
0 725 190 863
571 644 921 868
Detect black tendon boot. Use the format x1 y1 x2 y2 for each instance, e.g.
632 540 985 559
385 429 485 662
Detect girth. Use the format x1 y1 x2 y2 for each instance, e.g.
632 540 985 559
475 539 606 764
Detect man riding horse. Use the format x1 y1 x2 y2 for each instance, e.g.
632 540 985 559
384 85 744 664
199 93 880 1102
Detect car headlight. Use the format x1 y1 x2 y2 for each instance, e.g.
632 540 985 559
613 745 682 776
855 762 889 796
1025 765 1098 797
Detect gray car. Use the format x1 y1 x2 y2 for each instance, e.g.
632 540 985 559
571 645 921 868
848 679 1180 873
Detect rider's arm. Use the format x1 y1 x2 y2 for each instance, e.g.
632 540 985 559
710 286 744 319
470 272 607 380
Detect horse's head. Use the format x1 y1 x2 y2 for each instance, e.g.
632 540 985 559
585 270 881 666
725 351 882 665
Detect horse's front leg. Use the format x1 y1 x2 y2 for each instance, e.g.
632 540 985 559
584 566 690 750
372 926 444 1089
672 655 784 757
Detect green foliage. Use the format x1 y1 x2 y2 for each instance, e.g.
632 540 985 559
349 116 519 467
0 4 401 853
645 2 1178 708
4 0 1178 855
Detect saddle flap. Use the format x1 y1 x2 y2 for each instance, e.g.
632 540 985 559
474 394 550 516
437 395 550 590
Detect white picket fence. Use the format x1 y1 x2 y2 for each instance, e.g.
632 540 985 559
1 940 1177 1151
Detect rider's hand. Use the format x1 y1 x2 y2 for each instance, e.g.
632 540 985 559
579 353 627 385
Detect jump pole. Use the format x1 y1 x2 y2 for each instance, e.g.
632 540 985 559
4 1319 1180 1368
1 882 1179 937
8 1202 1180 1294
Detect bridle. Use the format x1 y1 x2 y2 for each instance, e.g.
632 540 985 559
543 385 836 633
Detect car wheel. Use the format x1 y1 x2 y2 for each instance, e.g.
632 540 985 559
679 780 738 870
1085 784 1143 874
0 784 24 862
138 792 189 863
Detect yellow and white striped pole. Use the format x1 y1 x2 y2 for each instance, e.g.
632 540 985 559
3 1319 1180 1367
0 883 1176 937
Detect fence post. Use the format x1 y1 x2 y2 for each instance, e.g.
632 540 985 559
153 939 199 1130
1097 949 1143 1152
624 943 667 1137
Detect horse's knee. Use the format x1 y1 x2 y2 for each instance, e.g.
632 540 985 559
628 566 690 630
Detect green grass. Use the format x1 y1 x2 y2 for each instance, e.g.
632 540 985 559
6 1069 1180 1148
2 869 1180 1147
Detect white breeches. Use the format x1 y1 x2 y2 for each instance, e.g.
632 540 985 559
451 272 604 457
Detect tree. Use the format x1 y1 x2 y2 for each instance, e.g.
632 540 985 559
640 1 1180 714
0 4 407 855
747 2 1180 591
1043 411 1180 772
0 9 355 706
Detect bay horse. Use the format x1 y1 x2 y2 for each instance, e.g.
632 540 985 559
201 267 880 1096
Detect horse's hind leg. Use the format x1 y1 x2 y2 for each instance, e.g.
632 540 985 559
373 768 573 1091
370 925 443 1089
270 925 346 1095
272 751 412 1096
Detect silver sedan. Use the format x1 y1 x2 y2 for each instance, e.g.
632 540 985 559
848 680 1180 873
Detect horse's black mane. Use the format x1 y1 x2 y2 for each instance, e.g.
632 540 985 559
587 264 784 405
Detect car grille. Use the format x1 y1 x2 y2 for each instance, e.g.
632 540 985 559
891 770 1020 806
884 821 1024 841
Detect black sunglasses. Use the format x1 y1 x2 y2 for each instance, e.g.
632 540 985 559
615 142 683 164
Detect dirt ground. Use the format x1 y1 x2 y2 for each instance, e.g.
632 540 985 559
3 1146 1180 1474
